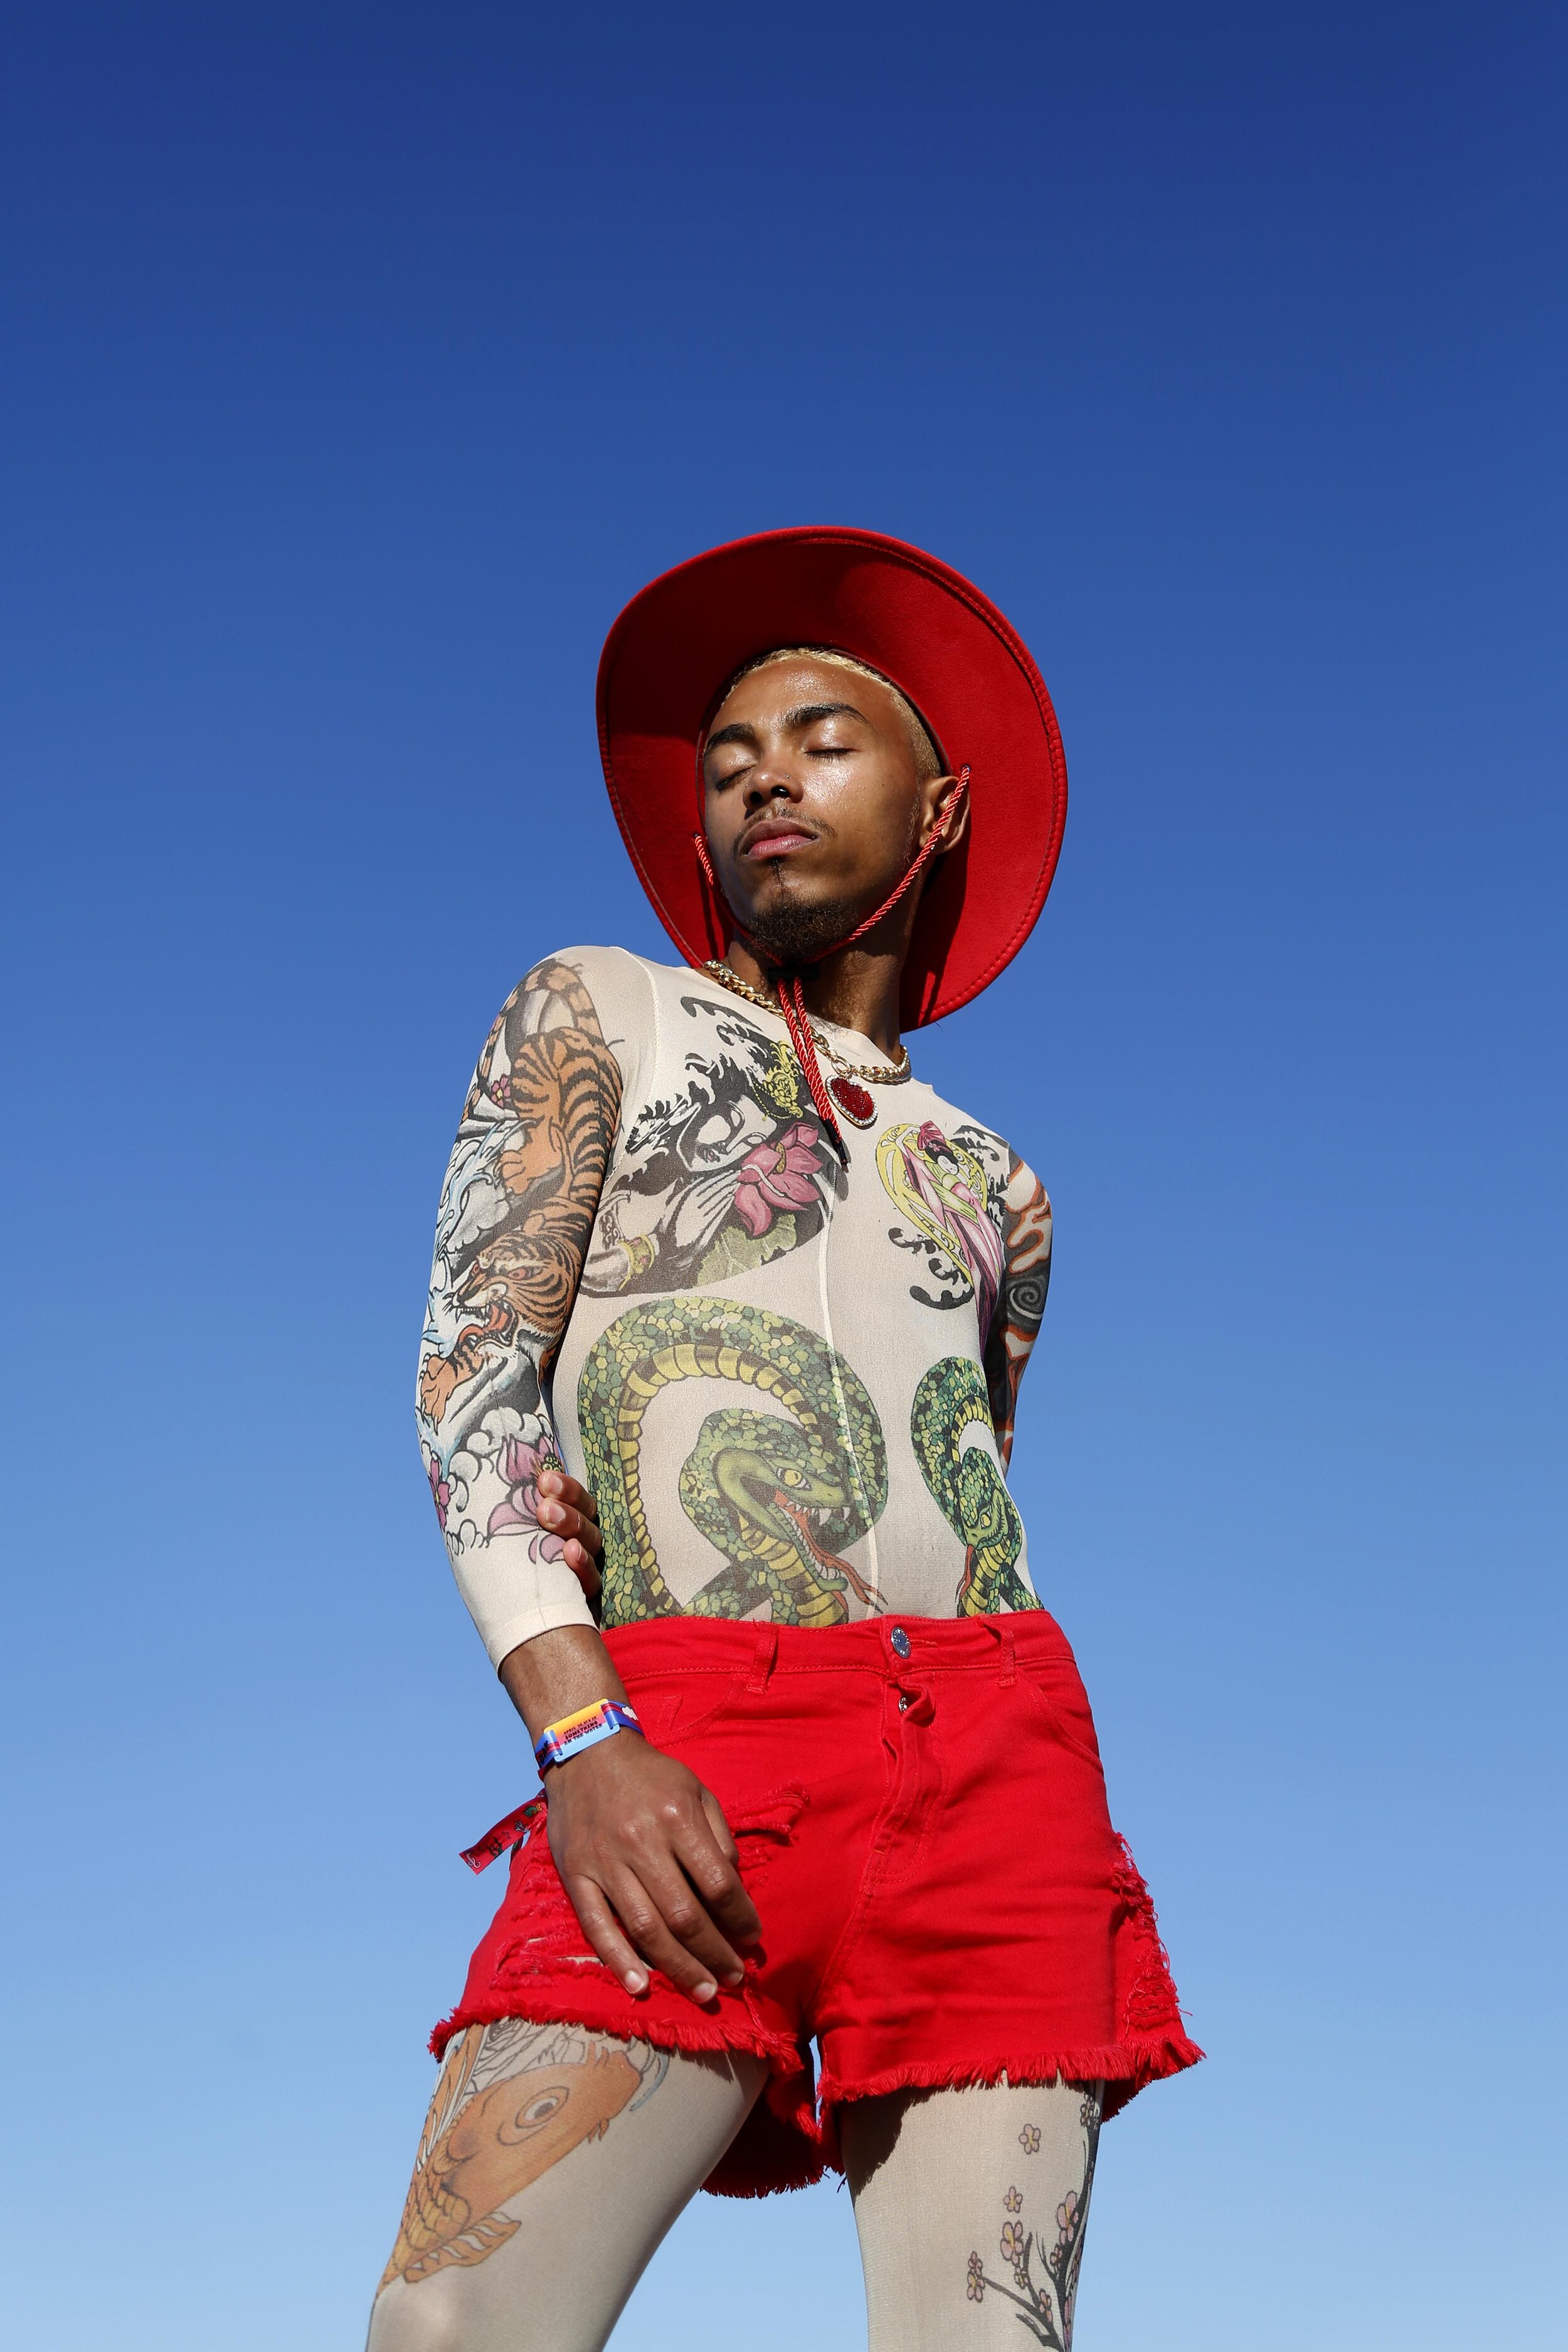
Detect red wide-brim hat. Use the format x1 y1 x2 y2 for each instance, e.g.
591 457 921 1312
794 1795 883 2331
596 526 1067 1029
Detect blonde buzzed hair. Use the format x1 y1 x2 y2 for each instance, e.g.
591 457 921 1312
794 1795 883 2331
718 645 946 782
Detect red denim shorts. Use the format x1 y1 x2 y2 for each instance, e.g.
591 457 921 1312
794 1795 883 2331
433 1613 1201 2196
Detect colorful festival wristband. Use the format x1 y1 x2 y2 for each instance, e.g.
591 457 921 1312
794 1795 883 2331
532 1698 644 1773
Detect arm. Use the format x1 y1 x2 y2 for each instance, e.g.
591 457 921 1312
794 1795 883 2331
982 1152 1052 1471
418 955 758 2001
417 955 623 1650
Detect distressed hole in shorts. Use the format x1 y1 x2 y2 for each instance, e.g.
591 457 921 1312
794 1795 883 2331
724 1783 809 1895
1110 1836 1183 2033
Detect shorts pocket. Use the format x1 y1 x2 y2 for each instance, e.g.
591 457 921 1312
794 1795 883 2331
624 1666 745 1749
1019 1665 1106 1774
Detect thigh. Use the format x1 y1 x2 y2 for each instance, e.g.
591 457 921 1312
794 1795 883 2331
368 2017 766 2352
843 2075 1103 2352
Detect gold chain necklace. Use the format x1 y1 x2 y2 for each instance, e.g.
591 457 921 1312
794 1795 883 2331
700 960 913 1091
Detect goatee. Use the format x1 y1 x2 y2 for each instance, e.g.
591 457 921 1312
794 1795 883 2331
744 890 858 967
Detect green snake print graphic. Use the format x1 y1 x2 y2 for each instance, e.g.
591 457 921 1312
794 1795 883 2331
910 1357 1039 1616
579 1299 888 1628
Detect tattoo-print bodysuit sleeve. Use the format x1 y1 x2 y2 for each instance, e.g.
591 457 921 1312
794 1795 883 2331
416 950 634 1665
982 1151 1052 1471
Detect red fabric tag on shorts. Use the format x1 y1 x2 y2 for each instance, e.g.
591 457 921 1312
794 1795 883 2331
460 1796 544 1874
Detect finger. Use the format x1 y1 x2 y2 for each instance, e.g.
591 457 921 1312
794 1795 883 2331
631 1850 750 1991
563 1873 651 1996
553 1474 600 1525
535 1498 603 1557
538 1471 600 1527
686 1797 763 1946
605 1863 724 2002
604 1862 734 2003
575 1485 601 1527
562 1539 602 1599
552 1505 607 1562
697 1786 739 1865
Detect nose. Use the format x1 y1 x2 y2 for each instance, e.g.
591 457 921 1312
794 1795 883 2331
743 751 803 810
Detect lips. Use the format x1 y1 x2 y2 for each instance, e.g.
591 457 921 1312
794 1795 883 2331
740 816 820 859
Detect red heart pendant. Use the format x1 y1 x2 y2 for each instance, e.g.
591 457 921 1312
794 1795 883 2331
829 1077 876 1127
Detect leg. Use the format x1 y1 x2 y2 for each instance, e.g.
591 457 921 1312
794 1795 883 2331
843 2076 1103 2351
368 2016 766 2352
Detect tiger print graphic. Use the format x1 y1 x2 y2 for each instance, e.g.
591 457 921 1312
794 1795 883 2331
456 1025 622 1346
418 960 623 1428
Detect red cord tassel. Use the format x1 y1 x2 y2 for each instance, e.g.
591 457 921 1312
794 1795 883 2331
779 973 847 1156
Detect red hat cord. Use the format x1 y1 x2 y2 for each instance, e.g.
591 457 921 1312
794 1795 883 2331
690 768 970 1158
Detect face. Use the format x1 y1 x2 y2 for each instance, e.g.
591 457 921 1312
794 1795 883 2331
701 655 958 963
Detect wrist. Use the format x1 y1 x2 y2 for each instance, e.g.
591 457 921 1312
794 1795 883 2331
497 1623 630 1744
534 1697 645 1774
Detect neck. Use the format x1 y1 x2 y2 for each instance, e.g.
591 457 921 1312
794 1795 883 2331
724 936 905 1056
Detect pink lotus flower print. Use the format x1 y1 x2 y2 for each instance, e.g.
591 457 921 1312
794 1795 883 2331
488 1433 567 1560
732 1122 823 1238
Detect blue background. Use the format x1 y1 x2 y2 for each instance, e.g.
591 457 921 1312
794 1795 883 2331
3 6 1563 2345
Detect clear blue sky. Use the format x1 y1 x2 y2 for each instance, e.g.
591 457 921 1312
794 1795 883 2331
3 6 1563 2346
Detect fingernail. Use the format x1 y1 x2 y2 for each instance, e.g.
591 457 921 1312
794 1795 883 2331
625 1969 647 1994
724 1968 745 1987
539 1502 561 1524
694 1981 717 2003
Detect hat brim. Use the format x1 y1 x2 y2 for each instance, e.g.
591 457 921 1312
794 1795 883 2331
595 526 1067 1029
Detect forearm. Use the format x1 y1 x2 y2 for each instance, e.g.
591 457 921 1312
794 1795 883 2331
418 1194 592 1661
438 1469 600 1665
497 1623 630 1745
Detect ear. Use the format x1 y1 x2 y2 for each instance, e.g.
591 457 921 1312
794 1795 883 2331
920 771 971 857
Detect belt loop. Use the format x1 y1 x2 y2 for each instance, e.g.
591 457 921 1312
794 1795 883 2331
998 1621 1016 1688
747 1625 778 1693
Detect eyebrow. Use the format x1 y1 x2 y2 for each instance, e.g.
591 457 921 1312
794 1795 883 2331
704 701 868 757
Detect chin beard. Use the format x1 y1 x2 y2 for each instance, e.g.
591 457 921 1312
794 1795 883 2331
743 890 858 967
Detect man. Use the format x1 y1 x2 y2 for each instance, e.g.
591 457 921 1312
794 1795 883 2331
371 529 1199 2352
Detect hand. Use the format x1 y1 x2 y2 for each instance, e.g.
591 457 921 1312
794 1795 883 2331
544 1732 763 2006
535 1468 603 1599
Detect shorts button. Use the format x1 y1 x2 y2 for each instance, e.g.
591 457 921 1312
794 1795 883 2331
890 1627 911 1659
898 1692 912 1712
